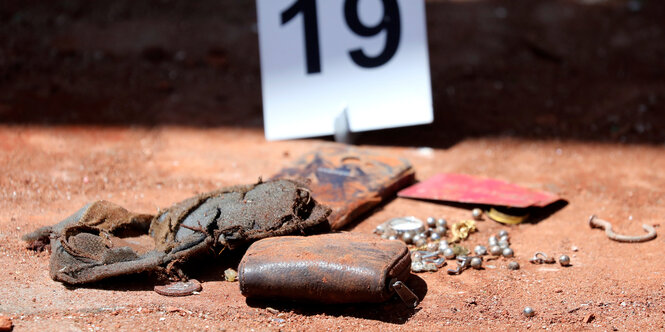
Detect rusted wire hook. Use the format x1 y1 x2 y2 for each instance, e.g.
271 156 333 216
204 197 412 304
588 215 657 243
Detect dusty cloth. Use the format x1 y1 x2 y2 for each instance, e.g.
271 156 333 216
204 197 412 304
22 179 331 285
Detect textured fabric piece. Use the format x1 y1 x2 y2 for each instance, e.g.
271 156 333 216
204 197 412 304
23 179 331 285
238 233 411 304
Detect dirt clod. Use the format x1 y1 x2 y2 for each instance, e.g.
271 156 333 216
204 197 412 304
0 315 12 332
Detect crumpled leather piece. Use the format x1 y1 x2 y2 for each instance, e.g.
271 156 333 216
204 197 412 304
271 144 415 230
23 179 331 285
238 233 411 304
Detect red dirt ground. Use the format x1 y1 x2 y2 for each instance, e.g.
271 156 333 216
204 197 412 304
2 0 665 331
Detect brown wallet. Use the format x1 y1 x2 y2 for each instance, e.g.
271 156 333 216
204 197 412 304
238 233 418 307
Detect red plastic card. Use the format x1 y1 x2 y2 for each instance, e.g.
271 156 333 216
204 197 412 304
398 173 559 208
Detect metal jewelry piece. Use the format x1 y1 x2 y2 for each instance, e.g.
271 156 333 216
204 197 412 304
442 247 455 259
523 306 535 317
470 256 483 269
502 247 514 258
429 257 446 268
471 208 483 220
447 256 471 275
558 255 571 266
426 216 437 228
487 208 529 225
474 245 487 256
379 216 426 237
450 219 477 242
401 232 414 244
489 245 502 256
588 215 657 243
529 252 555 264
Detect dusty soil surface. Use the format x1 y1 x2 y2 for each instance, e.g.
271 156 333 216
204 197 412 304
2 0 665 331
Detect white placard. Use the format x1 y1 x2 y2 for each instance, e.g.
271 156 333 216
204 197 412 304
257 0 433 140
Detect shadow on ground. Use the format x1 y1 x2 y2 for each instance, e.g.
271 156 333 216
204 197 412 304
244 274 428 324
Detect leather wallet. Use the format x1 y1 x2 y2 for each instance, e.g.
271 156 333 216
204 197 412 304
238 233 418 307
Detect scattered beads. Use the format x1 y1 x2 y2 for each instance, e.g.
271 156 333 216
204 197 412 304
559 255 571 266
442 247 456 259
471 208 483 220
489 245 502 256
523 306 535 317
474 245 487 256
470 257 483 269
507 261 520 270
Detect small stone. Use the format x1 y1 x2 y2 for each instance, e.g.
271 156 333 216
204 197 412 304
507 261 520 270
489 245 502 256
584 313 595 323
523 306 535 317
502 247 514 258
0 315 12 332
471 208 483 220
224 268 238 282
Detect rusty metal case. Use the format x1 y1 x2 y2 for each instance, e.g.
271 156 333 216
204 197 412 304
271 144 415 230
238 233 411 304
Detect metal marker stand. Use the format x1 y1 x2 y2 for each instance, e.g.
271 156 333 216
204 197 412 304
334 108 355 144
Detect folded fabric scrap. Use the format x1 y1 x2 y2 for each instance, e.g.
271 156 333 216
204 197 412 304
22 179 331 285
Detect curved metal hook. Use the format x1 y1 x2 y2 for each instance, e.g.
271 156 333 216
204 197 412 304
588 215 657 243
